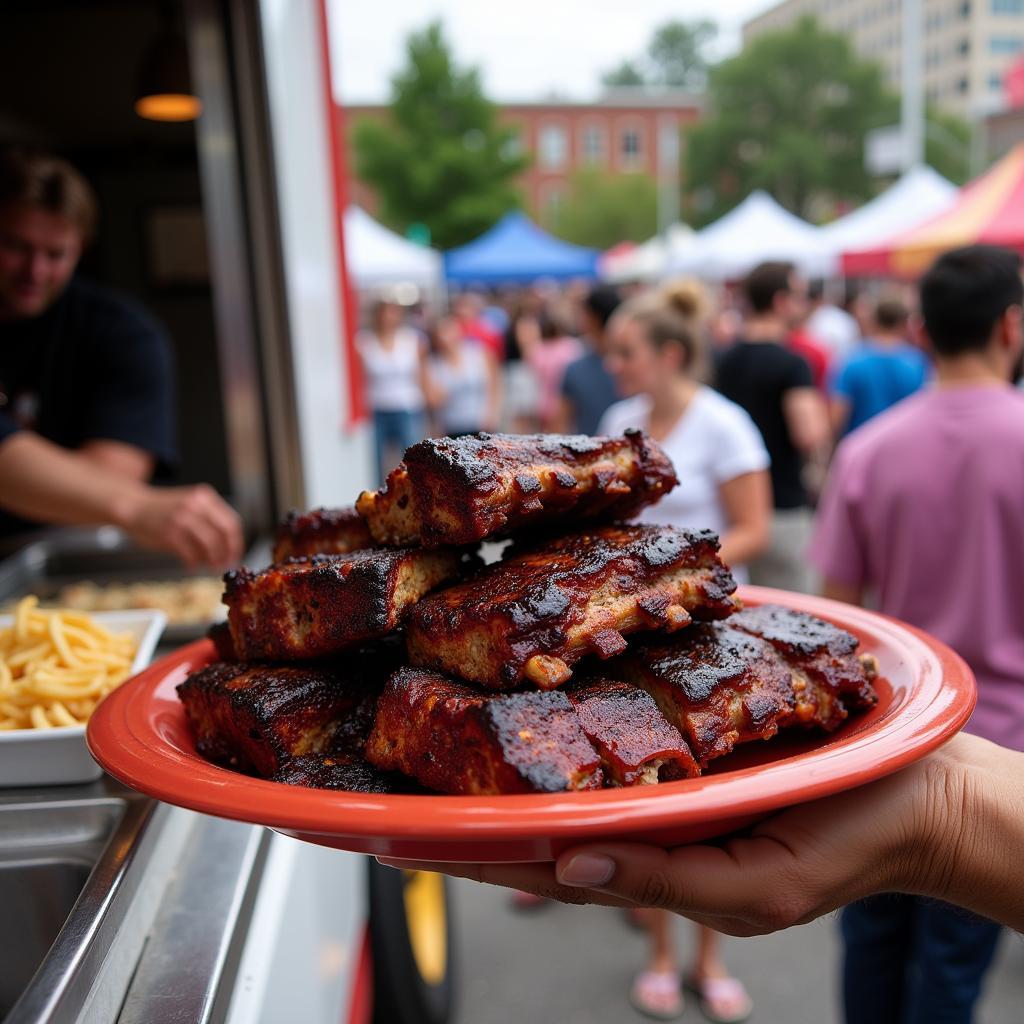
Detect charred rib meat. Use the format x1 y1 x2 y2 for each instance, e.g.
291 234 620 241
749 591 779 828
272 755 405 793
405 525 737 691
606 606 878 765
365 667 604 794
356 430 677 548
176 661 379 777
566 677 699 784
608 623 799 764
729 604 879 714
273 506 374 563
224 548 462 662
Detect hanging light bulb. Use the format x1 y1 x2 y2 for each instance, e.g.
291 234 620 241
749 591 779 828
134 13 201 123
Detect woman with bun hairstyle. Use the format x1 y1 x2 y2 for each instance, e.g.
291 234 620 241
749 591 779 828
598 280 770 1022
599 279 771 582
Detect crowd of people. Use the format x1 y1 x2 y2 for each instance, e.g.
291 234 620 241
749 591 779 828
367 250 1024 1024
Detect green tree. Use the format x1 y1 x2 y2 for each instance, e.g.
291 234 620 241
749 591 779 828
648 20 717 89
925 108 971 184
685 17 892 223
602 60 647 87
552 171 658 248
601 20 717 91
353 21 527 249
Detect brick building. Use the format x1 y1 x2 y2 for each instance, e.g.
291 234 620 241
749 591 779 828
341 89 701 234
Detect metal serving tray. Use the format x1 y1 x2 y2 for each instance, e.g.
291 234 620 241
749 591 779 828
0 526 226 648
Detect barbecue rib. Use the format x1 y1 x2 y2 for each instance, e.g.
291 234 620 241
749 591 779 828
273 506 374 563
405 525 737 691
605 606 878 765
365 667 604 794
729 604 879 714
207 620 238 661
223 548 462 662
565 677 699 784
356 430 677 548
176 661 380 777
273 754 405 793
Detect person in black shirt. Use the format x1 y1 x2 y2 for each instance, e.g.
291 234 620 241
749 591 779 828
554 285 622 434
0 148 242 567
715 261 830 592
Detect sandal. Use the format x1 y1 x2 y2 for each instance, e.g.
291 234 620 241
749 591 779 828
629 970 684 1020
683 975 752 1024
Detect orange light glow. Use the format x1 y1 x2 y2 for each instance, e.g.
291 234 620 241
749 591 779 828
134 93 202 122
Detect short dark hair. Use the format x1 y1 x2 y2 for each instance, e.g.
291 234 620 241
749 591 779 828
743 261 794 314
920 245 1023 356
583 285 622 328
0 147 98 242
874 295 909 331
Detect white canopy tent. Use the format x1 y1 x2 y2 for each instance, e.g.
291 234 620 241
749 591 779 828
670 191 836 280
343 205 444 296
820 165 957 254
602 224 697 283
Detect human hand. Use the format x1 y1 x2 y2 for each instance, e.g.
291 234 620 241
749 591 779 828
380 736 986 936
120 483 245 569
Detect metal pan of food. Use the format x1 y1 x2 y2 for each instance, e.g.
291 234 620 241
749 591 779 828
0 527 227 648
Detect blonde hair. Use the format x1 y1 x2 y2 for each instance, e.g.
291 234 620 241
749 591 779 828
615 278 711 378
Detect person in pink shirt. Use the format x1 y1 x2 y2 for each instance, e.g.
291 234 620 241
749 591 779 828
523 308 583 432
808 245 1024 1024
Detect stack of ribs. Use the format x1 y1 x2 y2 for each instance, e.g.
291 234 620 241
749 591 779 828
178 431 878 797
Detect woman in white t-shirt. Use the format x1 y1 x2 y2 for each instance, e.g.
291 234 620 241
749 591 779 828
599 281 771 583
426 316 500 437
598 280 770 1024
357 300 429 483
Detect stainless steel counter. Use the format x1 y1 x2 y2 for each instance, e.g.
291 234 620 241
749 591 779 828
0 530 361 1024
1 779 269 1024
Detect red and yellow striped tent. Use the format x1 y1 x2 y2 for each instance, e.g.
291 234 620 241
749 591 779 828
843 144 1024 277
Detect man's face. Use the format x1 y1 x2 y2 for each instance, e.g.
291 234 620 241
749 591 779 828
777 274 809 327
0 203 82 319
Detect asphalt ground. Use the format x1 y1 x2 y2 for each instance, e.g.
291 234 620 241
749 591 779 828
450 877 1024 1024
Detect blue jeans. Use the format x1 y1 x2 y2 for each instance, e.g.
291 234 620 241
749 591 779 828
841 895 1001 1024
372 409 424 484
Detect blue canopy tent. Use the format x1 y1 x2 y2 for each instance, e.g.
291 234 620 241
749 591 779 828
444 211 599 284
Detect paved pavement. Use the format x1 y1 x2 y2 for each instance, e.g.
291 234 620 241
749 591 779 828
450 878 1024 1024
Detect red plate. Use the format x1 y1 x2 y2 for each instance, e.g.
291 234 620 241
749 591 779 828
87 587 976 862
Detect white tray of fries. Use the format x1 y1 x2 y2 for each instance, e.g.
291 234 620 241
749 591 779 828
0 598 166 787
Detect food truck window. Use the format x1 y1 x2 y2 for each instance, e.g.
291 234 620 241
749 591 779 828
0 0 240 512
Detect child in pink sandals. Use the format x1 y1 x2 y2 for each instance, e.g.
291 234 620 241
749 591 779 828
630 911 752 1022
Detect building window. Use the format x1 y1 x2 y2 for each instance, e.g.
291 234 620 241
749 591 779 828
542 186 564 230
959 37 970 55
990 36 1024 53
621 128 642 168
990 71 1005 89
958 76 969 92
581 124 606 165
539 124 567 169
960 0 971 15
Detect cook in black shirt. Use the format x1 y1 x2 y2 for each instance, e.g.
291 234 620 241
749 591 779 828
715 261 831 592
0 147 241 567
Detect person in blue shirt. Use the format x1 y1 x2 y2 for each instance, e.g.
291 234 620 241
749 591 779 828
829 294 931 438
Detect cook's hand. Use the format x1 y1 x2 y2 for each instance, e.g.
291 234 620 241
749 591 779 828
380 737 978 936
121 483 245 569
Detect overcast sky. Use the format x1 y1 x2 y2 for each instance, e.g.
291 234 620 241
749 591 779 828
328 0 777 104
